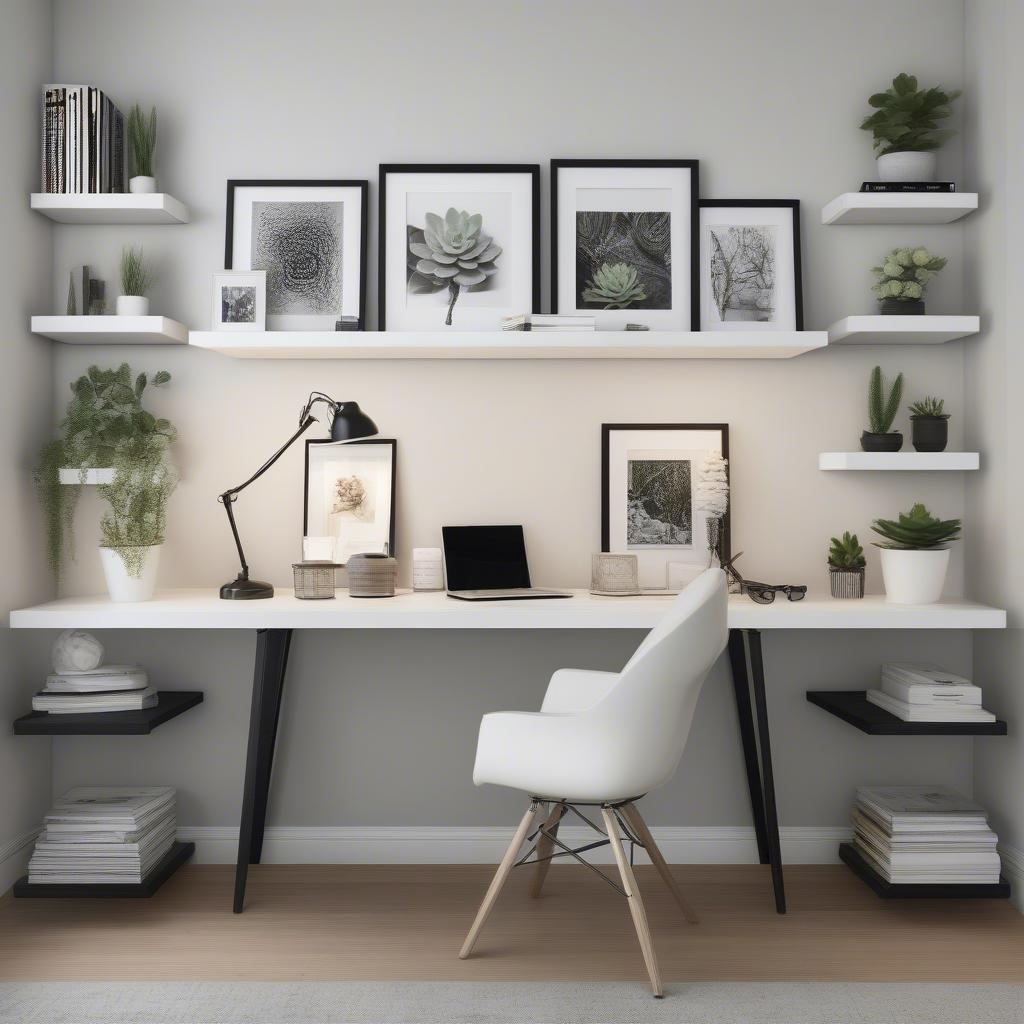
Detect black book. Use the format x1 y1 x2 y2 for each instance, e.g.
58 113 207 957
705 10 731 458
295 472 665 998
860 181 956 193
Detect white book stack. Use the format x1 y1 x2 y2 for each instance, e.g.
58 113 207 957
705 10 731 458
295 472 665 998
501 314 528 331
866 662 995 723
853 786 1001 885
528 314 596 332
32 664 156 715
28 787 177 885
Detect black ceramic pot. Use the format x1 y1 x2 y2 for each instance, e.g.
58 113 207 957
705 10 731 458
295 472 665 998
861 431 903 452
880 298 925 315
911 416 949 452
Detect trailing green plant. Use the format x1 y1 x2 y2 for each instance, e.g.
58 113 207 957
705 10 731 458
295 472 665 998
120 246 153 297
871 247 946 303
127 103 157 178
908 395 949 419
867 365 903 434
34 365 174 579
860 73 960 156
872 503 961 550
828 531 866 570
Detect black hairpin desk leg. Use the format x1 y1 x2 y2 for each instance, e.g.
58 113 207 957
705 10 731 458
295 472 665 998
233 628 292 913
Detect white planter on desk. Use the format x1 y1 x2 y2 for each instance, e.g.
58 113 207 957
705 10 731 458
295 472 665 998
116 295 150 316
100 545 161 602
880 547 950 604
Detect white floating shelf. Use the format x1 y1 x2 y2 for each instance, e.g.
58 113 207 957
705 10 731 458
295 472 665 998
188 329 828 360
828 315 980 346
32 316 188 345
30 193 190 224
819 452 980 471
58 468 114 485
821 192 978 225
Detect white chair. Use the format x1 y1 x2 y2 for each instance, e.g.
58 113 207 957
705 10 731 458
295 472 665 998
459 568 729 996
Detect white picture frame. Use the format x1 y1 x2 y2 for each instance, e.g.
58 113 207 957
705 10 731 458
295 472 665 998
211 271 266 332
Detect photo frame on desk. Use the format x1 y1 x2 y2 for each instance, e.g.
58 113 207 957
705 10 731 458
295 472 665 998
304 439 397 565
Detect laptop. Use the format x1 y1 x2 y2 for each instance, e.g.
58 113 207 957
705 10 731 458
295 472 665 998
442 525 572 601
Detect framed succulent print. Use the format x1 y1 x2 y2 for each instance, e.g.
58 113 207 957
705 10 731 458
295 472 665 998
698 200 803 331
379 164 540 331
551 160 699 330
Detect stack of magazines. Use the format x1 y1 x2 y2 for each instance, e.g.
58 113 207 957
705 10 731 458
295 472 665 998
32 664 157 715
501 314 596 332
28 787 177 886
41 84 125 194
866 662 995 723
852 786 1001 885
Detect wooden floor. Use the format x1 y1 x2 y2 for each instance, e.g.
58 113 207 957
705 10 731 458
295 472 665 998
1 864 1023 983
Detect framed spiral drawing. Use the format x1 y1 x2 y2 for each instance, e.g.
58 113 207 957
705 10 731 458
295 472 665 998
225 179 368 331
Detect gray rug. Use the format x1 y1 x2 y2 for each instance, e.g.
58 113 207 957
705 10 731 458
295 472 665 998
1 982 1022 1024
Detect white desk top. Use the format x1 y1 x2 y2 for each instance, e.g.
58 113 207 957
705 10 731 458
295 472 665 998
8 589 1007 631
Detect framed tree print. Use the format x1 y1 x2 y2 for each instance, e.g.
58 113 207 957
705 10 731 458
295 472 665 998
379 164 540 331
698 200 803 331
552 160 699 330
225 179 368 331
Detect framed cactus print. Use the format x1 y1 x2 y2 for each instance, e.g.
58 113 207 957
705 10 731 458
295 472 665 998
551 160 699 330
379 164 540 331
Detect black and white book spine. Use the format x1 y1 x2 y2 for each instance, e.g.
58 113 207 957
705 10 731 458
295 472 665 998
860 181 956 193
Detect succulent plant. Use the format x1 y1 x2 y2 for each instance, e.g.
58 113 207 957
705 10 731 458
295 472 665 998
860 73 960 155
582 262 648 309
872 503 961 550
408 208 500 326
871 247 946 302
908 395 949 418
828 531 866 569
868 365 904 434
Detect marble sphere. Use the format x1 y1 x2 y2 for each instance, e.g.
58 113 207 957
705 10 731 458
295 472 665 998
52 630 104 673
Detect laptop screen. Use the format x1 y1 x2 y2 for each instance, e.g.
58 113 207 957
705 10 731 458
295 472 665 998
442 525 533 591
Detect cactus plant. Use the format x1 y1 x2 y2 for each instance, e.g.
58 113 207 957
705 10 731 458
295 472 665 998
872 503 961 550
867 365 903 434
828 531 866 569
860 74 960 156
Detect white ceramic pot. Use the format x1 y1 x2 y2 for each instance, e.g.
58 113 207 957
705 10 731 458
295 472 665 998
879 547 950 604
116 294 149 316
876 151 937 182
129 175 156 194
100 545 161 603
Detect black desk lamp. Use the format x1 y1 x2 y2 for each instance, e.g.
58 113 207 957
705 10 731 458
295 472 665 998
218 393 378 600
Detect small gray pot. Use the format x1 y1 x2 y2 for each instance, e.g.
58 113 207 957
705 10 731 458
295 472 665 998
829 566 865 599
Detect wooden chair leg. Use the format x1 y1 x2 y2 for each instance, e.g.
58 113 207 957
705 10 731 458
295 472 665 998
621 802 699 924
459 802 540 959
602 806 663 998
530 802 566 898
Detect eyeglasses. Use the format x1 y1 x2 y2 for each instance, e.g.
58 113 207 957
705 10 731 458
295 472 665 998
722 552 807 604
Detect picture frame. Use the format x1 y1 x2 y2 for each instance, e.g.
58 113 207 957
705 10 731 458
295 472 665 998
303 439 397 565
601 423 730 591
211 271 266 331
698 200 803 331
379 163 540 331
551 159 699 330
225 179 368 331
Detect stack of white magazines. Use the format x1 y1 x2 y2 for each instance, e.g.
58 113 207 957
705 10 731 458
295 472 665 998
852 786 1001 885
866 662 995 723
28 787 176 885
528 314 595 332
32 664 157 715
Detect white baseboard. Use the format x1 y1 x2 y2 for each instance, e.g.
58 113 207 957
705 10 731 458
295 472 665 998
0 827 40 893
999 843 1024 913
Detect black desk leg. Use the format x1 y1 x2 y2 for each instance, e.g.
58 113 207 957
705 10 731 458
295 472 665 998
233 628 292 914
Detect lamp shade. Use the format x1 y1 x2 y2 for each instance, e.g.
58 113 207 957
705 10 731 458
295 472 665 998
331 401 379 442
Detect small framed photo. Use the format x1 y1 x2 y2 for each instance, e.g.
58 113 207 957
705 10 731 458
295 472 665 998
211 271 265 331
602 423 729 590
551 160 699 330
379 164 540 331
698 200 803 331
304 439 397 565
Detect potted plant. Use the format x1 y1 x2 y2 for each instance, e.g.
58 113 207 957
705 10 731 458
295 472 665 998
117 246 153 316
860 73 960 182
871 247 946 315
861 365 904 452
827 531 866 599
127 103 157 193
872 503 960 604
908 395 950 452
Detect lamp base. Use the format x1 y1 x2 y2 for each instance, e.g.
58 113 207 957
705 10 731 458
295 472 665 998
220 576 274 600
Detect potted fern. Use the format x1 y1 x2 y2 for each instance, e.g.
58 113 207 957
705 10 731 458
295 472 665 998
872 503 960 604
908 395 950 452
117 246 153 316
861 366 904 452
827 532 866 599
127 104 157 194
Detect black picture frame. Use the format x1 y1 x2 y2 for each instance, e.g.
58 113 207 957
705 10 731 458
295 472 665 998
224 179 369 330
303 438 397 561
551 159 700 330
378 163 541 330
697 199 803 331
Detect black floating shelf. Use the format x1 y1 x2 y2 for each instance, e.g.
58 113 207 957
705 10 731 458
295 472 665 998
12 840 194 899
12 690 203 735
806 690 1007 736
839 842 1010 900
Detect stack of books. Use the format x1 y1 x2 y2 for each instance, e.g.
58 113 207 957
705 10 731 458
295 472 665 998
501 314 528 331
41 84 125 194
852 785 1001 885
866 662 995 723
32 664 157 715
28 787 177 886
529 314 595 332
860 181 956 193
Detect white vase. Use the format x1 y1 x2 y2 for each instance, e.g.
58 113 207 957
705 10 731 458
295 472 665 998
116 295 149 316
100 545 161 603
129 175 156 194
879 547 950 604
876 151 937 182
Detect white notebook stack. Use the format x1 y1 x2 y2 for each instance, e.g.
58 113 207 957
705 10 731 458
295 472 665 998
528 314 596 332
866 662 995 723
32 664 157 715
852 786 1001 885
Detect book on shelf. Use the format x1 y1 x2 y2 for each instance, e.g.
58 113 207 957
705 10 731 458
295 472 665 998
32 685 158 714
859 181 957 193
866 689 995 723
44 664 148 693
856 786 990 831
881 673 981 706
41 84 124 194
881 662 972 687
501 314 528 331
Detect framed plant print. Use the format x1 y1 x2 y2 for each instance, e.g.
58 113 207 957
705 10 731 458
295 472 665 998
551 160 699 330
379 164 540 331
698 200 803 331
304 439 396 565
602 423 729 591
225 179 368 331
211 271 265 331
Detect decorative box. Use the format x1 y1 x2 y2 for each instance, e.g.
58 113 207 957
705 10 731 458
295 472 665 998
292 561 340 600
347 553 397 598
